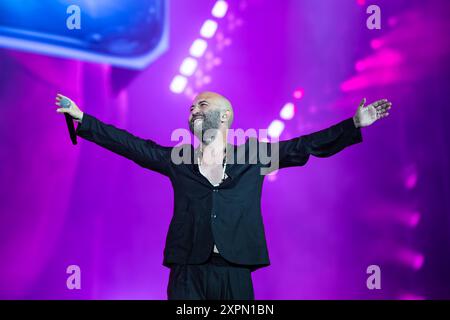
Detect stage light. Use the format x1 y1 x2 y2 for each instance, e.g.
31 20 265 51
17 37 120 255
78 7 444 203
412 254 425 270
280 103 295 120
397 293 426 300
268 120 285 138
200 20 218 39
405 173 417 189
212 1 229 18
396 248 425 271
394 210 421 228
180 57 198 76
190 39 208 58
170 0 245 94
363 203 422 229
406 211 421 228
370 39 383 49
170 75 188 94
293 88 304 99
354 49 403 72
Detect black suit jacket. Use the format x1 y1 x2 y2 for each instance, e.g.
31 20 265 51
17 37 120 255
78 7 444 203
76 113 362 271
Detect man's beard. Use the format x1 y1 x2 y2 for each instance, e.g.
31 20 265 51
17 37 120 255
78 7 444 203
189 109 222 145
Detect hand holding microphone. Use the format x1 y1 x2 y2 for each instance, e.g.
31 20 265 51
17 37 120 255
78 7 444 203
55 93 83 145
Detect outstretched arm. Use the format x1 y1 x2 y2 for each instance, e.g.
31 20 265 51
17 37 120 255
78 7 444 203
55 94 172 176
265 98 392 170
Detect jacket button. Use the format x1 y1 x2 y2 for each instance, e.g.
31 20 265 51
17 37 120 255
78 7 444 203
211 213 217 219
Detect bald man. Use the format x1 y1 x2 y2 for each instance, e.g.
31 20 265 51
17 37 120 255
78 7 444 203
56 92 392 300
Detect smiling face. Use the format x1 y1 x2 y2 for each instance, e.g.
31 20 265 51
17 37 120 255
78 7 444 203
188 92 234 141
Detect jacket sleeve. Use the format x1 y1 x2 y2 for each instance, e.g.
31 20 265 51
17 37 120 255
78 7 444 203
75 112 172 176
263 117 363 171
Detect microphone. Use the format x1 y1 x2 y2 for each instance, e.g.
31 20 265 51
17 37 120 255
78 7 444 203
60 97 77 145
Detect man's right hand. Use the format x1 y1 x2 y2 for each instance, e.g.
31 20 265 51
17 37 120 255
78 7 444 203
55 93 84 123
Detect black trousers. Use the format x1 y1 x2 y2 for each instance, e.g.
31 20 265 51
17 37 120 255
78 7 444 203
167 252 254 300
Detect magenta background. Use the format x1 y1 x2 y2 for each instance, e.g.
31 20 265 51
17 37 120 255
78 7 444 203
1 0 450 299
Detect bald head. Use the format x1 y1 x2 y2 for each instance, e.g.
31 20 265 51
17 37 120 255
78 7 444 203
191 91 234 128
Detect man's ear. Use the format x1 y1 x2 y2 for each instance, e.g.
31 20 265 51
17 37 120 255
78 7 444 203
221 110 230 122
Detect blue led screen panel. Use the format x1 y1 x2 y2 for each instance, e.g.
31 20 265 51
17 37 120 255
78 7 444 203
0 0 169 69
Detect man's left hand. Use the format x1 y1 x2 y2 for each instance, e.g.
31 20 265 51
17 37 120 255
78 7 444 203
353 98 392 128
